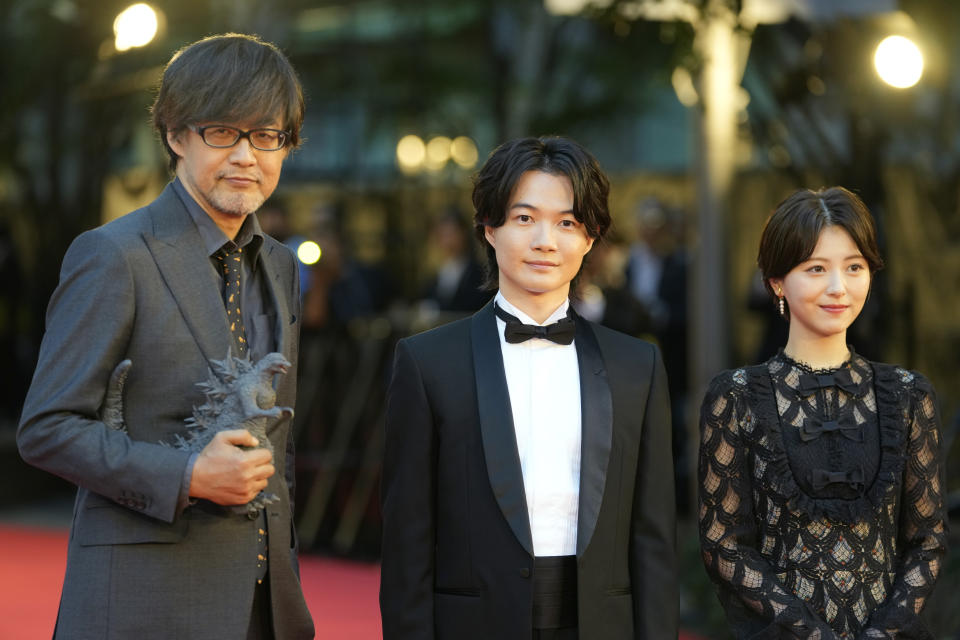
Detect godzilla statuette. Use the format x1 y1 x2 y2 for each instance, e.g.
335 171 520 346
101 351 294 518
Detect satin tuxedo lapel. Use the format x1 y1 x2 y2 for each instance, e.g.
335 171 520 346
143 186 233 364
573 314 613 556
471 302 534 555
470 302 614 557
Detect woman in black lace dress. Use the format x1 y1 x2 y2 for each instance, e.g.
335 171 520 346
698 187 947 639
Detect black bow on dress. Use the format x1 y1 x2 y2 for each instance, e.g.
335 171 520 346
800 415 862 442
798 369 862 396
811 467 865 491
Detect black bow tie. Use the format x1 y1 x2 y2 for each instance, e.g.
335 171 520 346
494 303 576 345
797 369 862 396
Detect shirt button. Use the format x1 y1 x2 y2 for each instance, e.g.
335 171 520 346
519 568 530 578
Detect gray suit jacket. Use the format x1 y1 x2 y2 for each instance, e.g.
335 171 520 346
18 184 315 639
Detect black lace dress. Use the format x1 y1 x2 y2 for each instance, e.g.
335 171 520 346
698 350 947 639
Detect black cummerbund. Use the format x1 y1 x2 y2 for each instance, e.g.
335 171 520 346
532 555 578 629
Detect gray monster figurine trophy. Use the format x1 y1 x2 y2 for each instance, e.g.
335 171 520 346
101 351 294 518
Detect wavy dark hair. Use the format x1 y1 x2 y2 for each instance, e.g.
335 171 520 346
472 136 611 290
758 186 884 319
151 33 305 172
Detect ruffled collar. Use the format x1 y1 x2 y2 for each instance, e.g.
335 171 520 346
777 347 855 375
773 348 869 399
746 355 907 523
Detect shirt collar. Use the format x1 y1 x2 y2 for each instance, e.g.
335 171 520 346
172 177 263 261
494 291 570 326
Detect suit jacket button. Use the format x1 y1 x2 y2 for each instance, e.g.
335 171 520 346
519 568 530 578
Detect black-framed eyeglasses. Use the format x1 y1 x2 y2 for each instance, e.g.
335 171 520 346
189 125 290 151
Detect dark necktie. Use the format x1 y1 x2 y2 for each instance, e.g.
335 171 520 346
215 244 269 584
494 303 576 345
216 245 265 582
215 245 248 357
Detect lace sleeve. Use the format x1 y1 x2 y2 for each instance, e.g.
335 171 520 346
861 377 948 640
698 374 837 639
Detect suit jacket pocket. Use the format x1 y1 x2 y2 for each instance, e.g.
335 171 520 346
76 492 187 546
434 589 484 638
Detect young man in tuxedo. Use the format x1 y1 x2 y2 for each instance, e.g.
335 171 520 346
380 136 678 639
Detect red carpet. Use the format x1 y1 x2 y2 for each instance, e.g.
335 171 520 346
0 525 381 639
0 524 705 639
300 554 382 638
0 526 67 639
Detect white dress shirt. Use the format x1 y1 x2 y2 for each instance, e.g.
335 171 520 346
494 292 582 556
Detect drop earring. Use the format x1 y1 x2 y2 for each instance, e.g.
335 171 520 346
777 287 785 317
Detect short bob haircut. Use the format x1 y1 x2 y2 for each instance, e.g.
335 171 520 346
758 186 883 318
151 33 305 173
472 136 611 290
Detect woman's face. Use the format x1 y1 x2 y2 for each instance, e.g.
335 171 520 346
770 225 871 343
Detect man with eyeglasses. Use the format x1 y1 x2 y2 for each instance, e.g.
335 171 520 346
18 34 314 639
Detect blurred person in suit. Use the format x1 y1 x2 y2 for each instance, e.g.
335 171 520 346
419 207 490 314
17 34 314 639
572 231 644 332
380 135 678 639
624 199 690 509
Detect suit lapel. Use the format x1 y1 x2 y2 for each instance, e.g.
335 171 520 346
471 302 534 556
574 316 613 556
143 185 233 365
258 241 293 359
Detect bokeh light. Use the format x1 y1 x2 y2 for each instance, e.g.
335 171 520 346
424 136 452 171
396 135 426 172
874 35 923 89
114 3 159 52
297 240 322 265
544 0 602 16
671 67 698 107
450 136 479 169
397 134 478 173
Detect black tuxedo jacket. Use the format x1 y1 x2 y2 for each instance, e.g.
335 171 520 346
380 301 678 639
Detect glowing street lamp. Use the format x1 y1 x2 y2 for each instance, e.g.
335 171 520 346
874 35 923 89
114 3 159 52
